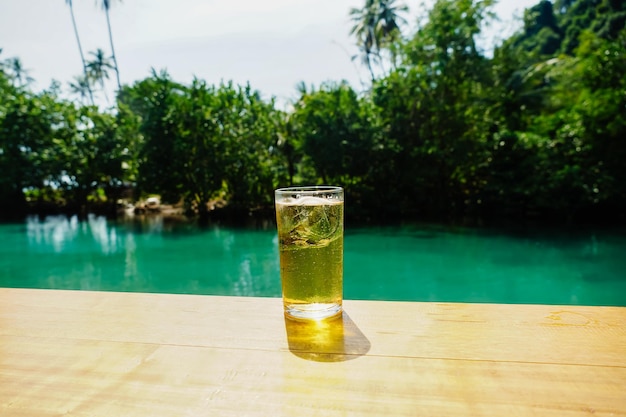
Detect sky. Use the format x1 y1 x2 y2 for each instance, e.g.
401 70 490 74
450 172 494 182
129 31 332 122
0 0 539 107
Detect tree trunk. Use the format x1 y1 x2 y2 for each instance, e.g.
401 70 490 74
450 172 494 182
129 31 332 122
366 54 376 84
67 2 95 105
105 7 122 91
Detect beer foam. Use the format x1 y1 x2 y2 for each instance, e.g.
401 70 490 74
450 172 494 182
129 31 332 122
277 196 341 206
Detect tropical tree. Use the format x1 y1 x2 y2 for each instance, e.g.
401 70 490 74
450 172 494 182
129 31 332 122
291 82 381 184
369 0 497 219
350 0 408 81
118 70 285 220
0 66 26 217
118 69 181 203
3 0 626 225
350 2 378 81
374 0 408 68
557 0 626 54
219 84 283 211
528 30 626 216
96 0 122 91
65 0 94 105
61 106 129 210
3 57 34 87
86 48 115 103
68 74 93 105
0 86 77 215
276 112 303 186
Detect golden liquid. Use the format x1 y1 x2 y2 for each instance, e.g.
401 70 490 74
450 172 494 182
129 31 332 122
276 198 343 318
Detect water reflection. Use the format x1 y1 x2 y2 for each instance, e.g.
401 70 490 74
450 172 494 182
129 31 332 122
234 258 252 295
88 214 119 254
123 233 138 287
6 217 625 305
27 215 79 252
26 214 123 255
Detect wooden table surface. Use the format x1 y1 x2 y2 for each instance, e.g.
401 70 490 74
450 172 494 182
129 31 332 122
1 288 625 416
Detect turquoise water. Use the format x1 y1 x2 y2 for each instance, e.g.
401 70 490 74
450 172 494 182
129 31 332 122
1 215 625 306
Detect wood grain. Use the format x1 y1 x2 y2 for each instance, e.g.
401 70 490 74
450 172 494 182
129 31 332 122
1 288 625 416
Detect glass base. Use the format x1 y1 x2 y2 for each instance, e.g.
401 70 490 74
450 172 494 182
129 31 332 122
284 302 343 321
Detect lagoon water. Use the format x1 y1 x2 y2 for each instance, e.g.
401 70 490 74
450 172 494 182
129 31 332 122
1 215 625 306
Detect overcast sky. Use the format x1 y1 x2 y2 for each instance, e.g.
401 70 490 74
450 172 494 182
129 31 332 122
0 0 538 106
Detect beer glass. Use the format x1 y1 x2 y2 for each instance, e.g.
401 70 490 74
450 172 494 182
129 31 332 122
275 186 344 320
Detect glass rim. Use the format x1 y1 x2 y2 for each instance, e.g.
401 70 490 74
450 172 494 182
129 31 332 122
275 185 343 195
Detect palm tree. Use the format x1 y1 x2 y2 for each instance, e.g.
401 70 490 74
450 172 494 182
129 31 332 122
4 57 34 87
350 0 408 81
376 0 407 67
350 1 378 82
65 0 94 105
86 48 115 103
375 0 407 44
97 0 122 91
68 74 93 105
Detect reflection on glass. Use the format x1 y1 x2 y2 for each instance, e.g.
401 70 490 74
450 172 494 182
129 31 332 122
284 313 370 362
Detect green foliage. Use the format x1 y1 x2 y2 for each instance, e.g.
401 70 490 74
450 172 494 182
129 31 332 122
367 0 496 218
291 82 378 184
118 70 183 203
1 0 625 224
505 0 626 59
0 61 135 217
120 72 282 217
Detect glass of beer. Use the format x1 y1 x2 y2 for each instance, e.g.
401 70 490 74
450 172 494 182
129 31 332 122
275 186 344 320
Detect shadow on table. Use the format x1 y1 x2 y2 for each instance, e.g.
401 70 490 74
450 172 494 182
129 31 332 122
284 312 371 362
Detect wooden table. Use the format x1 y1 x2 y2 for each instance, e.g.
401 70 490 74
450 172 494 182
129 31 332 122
1 288 625 416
